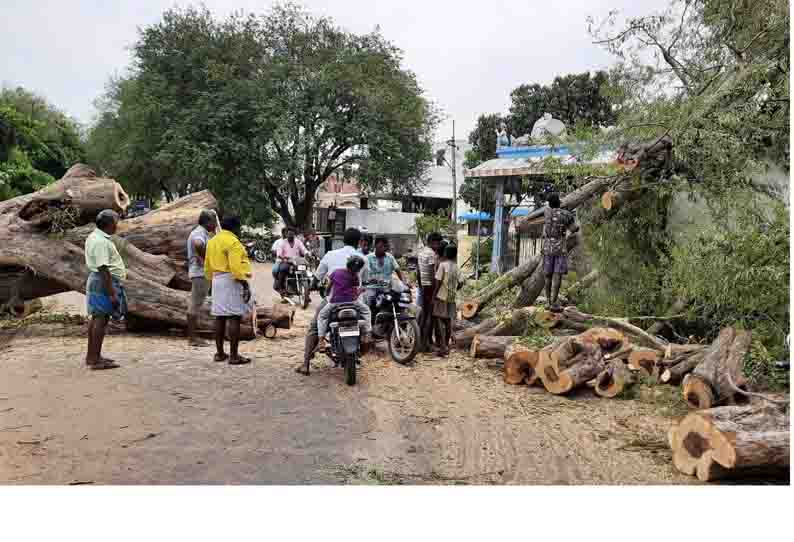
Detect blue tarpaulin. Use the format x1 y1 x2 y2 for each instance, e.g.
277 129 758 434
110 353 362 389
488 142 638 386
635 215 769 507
459 208 532 221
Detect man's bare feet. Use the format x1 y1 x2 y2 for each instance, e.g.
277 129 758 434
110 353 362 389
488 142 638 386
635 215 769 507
228 356 252 365
86 360 119 370
213 353 228 362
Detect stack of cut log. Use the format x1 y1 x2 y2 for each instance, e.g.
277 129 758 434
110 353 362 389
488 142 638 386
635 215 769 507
0 164 293 339
669 405 789 481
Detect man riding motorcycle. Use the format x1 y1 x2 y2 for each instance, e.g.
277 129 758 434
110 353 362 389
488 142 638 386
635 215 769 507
274 228 307 295
297 227 369 376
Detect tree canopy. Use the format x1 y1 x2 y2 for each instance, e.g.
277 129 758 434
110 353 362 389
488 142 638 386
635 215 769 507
87 4 438 228
0 87 85 200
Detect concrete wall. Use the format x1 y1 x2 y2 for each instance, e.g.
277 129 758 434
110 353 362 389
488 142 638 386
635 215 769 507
345 209 421 236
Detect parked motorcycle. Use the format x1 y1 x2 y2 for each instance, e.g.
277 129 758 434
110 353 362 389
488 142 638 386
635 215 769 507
244 238 269 264
365 279 420 365
277 256 313 309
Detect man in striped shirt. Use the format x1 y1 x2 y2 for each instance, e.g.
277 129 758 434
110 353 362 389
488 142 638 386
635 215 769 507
417 232 443 352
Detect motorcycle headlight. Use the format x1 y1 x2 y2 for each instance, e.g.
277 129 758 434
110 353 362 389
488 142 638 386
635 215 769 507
400 292 411 302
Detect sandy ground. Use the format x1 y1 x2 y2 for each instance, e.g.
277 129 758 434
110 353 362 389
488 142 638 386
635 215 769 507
0 264 693 485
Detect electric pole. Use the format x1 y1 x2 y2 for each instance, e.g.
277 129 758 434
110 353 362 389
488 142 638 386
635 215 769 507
447 120 458 223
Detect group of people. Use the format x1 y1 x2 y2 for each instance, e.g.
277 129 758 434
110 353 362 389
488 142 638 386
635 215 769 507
84 208 256 369
83 191 577 372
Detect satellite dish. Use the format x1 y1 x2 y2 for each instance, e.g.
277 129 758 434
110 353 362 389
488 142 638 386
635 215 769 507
531 113 566 139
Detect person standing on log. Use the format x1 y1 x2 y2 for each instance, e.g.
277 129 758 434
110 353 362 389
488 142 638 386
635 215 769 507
297 227 369 376
84 209 127 370
542 193 579 312
417 232 442 352
204 215 253 365
186 209 217 346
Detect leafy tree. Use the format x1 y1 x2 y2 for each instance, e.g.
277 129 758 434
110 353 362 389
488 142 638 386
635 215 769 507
508 71 617 137
87 3 438 229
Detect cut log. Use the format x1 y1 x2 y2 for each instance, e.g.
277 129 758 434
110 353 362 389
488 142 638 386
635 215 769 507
578 327 626 351
539 343 605 395
563 307 667 351
503 345 534 385
461 234 579 319
683 327 750 409
670 405 790 481
628 348 659 377
660 350 705 384
470 335 520 359
595 360 636 398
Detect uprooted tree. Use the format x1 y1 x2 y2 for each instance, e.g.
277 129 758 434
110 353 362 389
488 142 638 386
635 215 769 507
0 164 292 338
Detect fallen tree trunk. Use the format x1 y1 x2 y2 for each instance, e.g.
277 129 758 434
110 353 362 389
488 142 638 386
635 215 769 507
470 335 520 359
670 405 789 481
454 307 542 349
64 189 217 262
683 327 750 409
513 262 546 309
538 339 605 395
0 167 285 338
461 234 579 319
564 269 600 301
522 176 619 223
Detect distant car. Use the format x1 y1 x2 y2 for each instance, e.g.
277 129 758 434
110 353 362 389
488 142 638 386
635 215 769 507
126 200 150 218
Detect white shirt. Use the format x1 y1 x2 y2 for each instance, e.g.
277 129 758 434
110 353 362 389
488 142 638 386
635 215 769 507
316 245 370 299
271 238 284 252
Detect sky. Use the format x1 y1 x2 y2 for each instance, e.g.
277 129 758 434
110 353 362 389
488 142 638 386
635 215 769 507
0 0 662 139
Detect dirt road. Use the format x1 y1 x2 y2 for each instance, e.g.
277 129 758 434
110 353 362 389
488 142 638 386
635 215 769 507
0 264 692 484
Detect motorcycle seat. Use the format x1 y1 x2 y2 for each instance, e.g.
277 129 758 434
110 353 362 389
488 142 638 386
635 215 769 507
330 303 360 321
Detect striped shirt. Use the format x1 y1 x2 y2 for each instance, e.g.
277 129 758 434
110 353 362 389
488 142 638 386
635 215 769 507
417 247 437 288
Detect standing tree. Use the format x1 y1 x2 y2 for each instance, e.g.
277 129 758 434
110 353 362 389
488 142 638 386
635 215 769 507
508 71 617 137
87 4 438 229
256 4 438 229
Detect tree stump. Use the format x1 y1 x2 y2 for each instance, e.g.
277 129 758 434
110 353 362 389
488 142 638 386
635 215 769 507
683 327 750 409
503 344 534 385
594 360 635 398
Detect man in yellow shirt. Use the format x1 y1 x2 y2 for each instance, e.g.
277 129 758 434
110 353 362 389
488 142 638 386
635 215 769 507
204 215 254 365
84 209 127 370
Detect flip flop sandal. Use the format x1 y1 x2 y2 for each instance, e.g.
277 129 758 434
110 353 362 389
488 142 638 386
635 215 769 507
228 356 252 365
88 360 120 370
214 353 229 362
295 366 310 375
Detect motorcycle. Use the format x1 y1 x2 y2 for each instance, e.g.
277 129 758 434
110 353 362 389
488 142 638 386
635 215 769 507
321 303 369 386
277 256 313 309
365 279 420 365
244 238 269 264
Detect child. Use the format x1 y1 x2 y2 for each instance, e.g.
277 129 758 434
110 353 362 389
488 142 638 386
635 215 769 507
317 256 372 351
433 244 460 356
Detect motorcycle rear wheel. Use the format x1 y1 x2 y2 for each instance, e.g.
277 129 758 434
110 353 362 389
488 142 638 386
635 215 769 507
345 353 357 386
253 249 267 263
301 282 311 309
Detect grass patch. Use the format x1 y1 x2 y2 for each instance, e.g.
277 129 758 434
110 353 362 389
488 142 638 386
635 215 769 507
0 311 87 331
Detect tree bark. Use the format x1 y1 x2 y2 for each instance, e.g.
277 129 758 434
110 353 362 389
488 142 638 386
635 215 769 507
470 335 520 359
564 269 600 302
647 298 688 337
670 405 789 481
64 189 217 262
513 262 545 309
522 176 618 223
